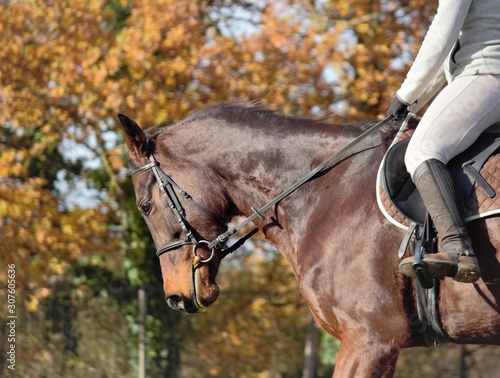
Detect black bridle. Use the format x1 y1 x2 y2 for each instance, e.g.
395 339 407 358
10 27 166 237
131 115 394 264
132 155 229 262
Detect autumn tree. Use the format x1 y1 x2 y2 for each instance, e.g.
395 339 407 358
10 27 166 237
5 1 498 377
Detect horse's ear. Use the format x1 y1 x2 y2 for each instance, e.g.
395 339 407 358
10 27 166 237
117 114 148 160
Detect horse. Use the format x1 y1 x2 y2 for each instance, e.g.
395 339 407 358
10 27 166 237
118 101 500 377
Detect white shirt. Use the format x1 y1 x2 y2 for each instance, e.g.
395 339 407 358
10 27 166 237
397 0 500 109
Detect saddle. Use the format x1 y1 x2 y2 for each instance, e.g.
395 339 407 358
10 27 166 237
378 127 500 228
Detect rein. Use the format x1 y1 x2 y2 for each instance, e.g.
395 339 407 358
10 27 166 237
132 115 394 263
207 114 395 250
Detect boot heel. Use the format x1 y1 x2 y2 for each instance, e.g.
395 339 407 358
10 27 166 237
454 256 480 283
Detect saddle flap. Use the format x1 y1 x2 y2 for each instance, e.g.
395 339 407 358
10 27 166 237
382 138 426 225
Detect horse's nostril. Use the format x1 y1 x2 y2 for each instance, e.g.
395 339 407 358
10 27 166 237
166 294 185 310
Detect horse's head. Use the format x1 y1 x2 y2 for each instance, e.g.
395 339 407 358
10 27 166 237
118 114 230 314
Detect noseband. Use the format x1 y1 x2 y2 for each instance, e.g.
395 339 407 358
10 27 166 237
132 155 226 263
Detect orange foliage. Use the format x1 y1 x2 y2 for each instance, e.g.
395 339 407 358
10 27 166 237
0 0 440 374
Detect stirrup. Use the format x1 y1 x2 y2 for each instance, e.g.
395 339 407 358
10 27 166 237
399 222 434 289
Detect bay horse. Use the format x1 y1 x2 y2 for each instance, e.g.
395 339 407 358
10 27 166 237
118 101 500 377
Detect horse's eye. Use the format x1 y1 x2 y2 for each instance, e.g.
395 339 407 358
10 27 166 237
141 201 152 215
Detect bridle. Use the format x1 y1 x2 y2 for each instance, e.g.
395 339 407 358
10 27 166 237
132 155 228 264
130 115 395 266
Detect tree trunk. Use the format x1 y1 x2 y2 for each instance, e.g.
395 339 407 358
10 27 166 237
302 312 317 378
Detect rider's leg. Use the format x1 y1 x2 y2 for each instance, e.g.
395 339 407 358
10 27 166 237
399 159 479 282
400 74 500 282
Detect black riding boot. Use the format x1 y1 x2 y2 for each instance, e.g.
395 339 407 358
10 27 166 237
399 159 480 283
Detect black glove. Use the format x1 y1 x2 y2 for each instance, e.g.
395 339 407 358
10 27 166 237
387 95 410 119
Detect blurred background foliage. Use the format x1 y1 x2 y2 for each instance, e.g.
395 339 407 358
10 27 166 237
1 0 499 377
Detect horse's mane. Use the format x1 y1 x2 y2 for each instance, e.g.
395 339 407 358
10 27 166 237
143 99 266 134
181 98 322 128
176 99 397 132
190 98 273 117
149 99 401 143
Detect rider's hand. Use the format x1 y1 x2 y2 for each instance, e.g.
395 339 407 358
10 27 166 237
387 95 410 119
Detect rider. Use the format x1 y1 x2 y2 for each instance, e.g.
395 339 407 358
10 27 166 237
388 0 500 283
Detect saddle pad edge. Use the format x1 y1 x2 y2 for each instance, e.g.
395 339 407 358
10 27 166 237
376 156 409 231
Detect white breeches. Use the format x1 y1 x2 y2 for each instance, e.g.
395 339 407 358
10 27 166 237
405 74 500 179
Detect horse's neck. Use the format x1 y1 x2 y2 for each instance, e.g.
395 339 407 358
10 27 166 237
205 122 360 250
165 118 379 251
214 124 342 206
